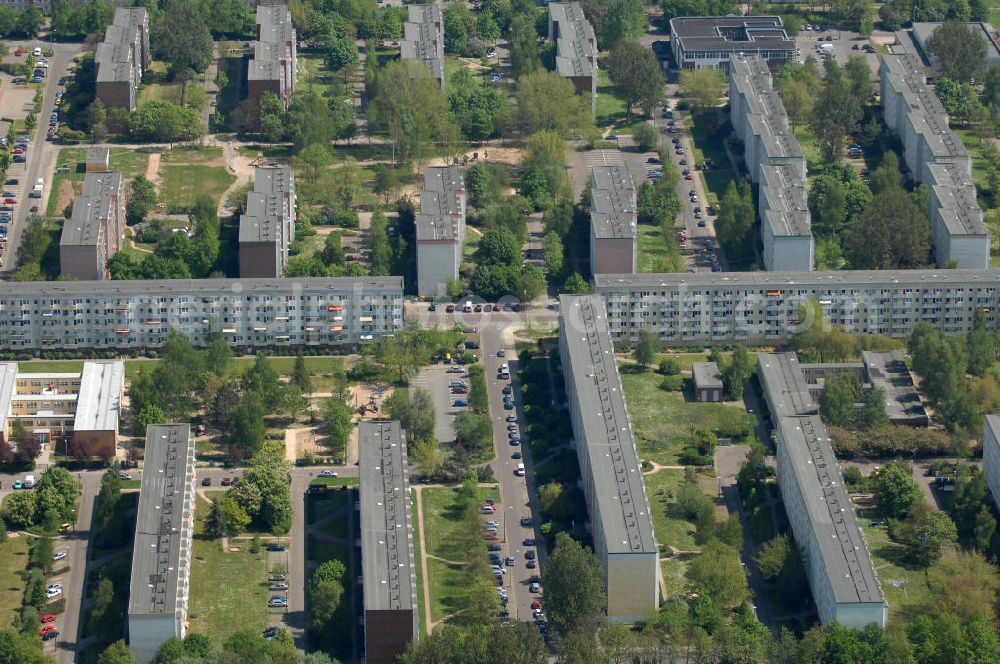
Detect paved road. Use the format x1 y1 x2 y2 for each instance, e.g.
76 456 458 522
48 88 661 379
0 41 83 275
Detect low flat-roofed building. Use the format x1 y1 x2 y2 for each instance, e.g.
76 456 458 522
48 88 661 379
590 165 637 275
247 4 297 121
60 170 126 281
670 15 795 71
910 22 1000 70
86 147 111 172
359 420 418 663
239 165 296 278
692 362 723 402
416 166 466 297
127 424 196 663
549 3 597 114
861 350 928 426
95 7 150 111
402 4 444 89
559 294 659 622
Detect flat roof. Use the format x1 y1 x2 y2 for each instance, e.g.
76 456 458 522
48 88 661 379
760 164 810 237
591 165 636 240
73 361 123 432
239 193 283 243
912 22 1000 66
594 268 1000 290
550 3 597 79
731 56 803 161
926 161 986 236
777 414 885 606
61 171 122 247
359 420 418 615
0 277 403 297
0 363 17 436
128 424 196 618
402 4 444 83
560 295 657 554
757 352 816 418
86 146 110 164
254 165 293 195
692 361 722 389
861 350 927 422
416 166 465 242
95 8 147 84
670 16 794 54
249 5 296 83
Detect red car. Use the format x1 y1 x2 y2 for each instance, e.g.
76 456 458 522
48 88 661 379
39 625 56 636
40 615 57 624
531 599 542 610
4 198 16 204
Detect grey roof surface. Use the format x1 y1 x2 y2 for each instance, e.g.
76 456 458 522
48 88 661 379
594 268 1000 290
86 147 110 165
95 8 147 83
0 276 403 296
692 362 722 389
926 161 987 236
416 166 465 242
670 16 794 54
254 165 293 194
128 424 195 618
550 3 597 78
73 361 123 432
861 351 927 422
0 363 16 437
359 420 417 614
402 4 444 83
777 414 885 606
560 294 657 554
731 56 802 161
912 22 1000 66
757 352 817 418
590 165 636 240
60 171 122 247
760 164 810 237
239 193 283 243
249 5 296 83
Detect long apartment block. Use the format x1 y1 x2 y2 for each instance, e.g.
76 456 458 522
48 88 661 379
402 4 444 89
248 4 297 116
879 53 988 268
0 277 403 351
415 165 466 297
95 7 150 111
60 170 126 281
359 420 418 664
549 3 597 114
595 269 1000 345
559 294 658 622
757 353 887 629
239 165 296 278
590 165 637 275
127 424 196 663
985 416 1000 521
729 55 812 271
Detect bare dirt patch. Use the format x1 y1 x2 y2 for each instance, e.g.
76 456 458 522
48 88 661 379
54 179 76 217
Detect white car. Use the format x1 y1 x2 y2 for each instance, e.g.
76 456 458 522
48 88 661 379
46 583 62 592
318 470 338 477
46 588 62 599
52 551 67 562
483 520 499 528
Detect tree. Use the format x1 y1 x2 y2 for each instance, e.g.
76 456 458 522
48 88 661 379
777 78 814 127
508 14 540 79
810 59 863 163
204 331 231 376
634 328 659 369
514 71 593 136
598 0 646 48
97 640 137 664
308 559 345 632
687 540 748 609
153 0 214 76
543 533 606 637
847 187 931 269
292 352 313 395
632 122 659 152
679 67 726 111
324 398 354 455
366 209 392 276
94 469 122 527
228 393 266 458
257 91 286 142
891 501 957 566
448 68 511 141
129 101 202 143
874 462 922 519
605 40 663 119
926 21 987 83
2 491 38 528
859 388 889 430
967 310 996 376
820 373 859 427
515 264 547 302
542 231 564 275
845 54 873 104
477 227 521 266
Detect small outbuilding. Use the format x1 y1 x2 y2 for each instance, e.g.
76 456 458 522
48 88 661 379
693 362 723 402
85 146 110 172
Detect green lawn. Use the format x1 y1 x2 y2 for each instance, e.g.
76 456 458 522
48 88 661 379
637 223 684 273
954 128 991 191
307 486 350 525
620 363 756 466
857 514 933 623
661 557 690 601
159 147 236 212
411 492 426 636
688 109 736 208
644 469 698 553
46 147 151 216
309 476 359 488
188 495 270 643
427 558 468 623
595 68 626 128
0 536 30 629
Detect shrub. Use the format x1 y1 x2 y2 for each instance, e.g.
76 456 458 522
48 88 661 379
658 358 681 375
659 375 684 391
829 425 953 458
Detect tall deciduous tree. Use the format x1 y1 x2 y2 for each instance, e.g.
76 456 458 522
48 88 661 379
605 40 664 119
847 187 931 269
508 14 539 80
543 533 606 637
926 21 987 83
514 70 593 137
875 462 922 519
153 0 213 76
634 328 659 369
810 59 862 163
679 67 726 111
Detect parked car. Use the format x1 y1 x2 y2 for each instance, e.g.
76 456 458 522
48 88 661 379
42 630 59 641
40 615 57 624
269 582 289 591
266 543 286 552
52 550 67 562
201 477 212 486
319 469 338 477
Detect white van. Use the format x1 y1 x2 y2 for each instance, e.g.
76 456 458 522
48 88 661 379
515 463 525 477
463 301 473 313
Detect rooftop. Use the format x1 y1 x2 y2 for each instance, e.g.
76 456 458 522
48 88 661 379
594 268 1000 290
240 165 295 245
402 4 444 84
0 277 404 297
911 22 1000 66
731 56 803 161
249 5 296 83
550 3 597 79
590 165 636 240
416 166 465 242
73 361 123 432
127 424 196 619
670 16 795 54
926 161 987 236
95 8 147 84
60 171 123 247
86 146 110 164
359 420 418 615
560 295 657 555
692 362 723 389
253 165 294 195
861 350 927 423
759 164 810 237
757 352 817 418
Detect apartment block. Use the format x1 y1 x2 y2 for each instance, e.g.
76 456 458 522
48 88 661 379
595 269 1000 345
984 416 1000 520
669 16 795 71
359 420 418 664
416 166 466 297
559 295 658 622
549 3 597 114
757 352 887 629
60 170 126 281
402 5 445 89
758 164 813 271
0 360 123 458
239 165 296 278
248 4 297 119
879 53 988 268
590 165 637 275
95 7 150 111
127 424 196 663
0 277 403 351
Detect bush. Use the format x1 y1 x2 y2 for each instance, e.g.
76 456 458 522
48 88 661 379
633 122 660 152
829 425 953 458
841 466 863 488
659 375 684 391
658 358 681 375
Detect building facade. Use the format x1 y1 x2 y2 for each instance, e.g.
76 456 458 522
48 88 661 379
95 7 150 111
669 16 795 71
239 165 296 278
402 5 445 89
0 277 403 351
590 165 637 275
985 416 1000 520
758 353 887 629
549 3 597 114
416 166 466 297
595 269 1000 345
60 170 126 281
692 362 723 402
359 420 418 664
127 424 196 663
247 4 297 122
559 295 659 622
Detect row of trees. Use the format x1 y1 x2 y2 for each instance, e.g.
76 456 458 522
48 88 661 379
819 373 888 430
2 466 79 532
210 443 294 534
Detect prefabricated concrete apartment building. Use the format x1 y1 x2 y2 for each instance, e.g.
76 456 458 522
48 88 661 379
247 3 297 119
127 424 196 663
589 165 637 276
549 3 597 115
402 4 445 89
415 165 466 297
238 165 297 278
59 170 126 281
559 294 659 622
94 7 150 111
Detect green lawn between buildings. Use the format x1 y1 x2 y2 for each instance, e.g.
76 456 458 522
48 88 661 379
0 536 30 630
46 147 151 216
